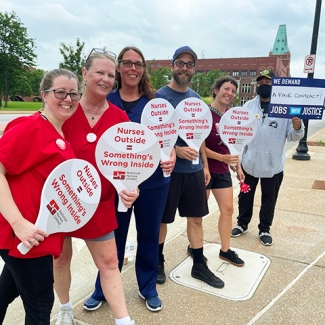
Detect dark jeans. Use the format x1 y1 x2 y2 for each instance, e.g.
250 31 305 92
237 169 284 233
0 250 54 325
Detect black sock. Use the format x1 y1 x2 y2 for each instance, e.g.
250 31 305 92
159 243 165 261
191 247 204 264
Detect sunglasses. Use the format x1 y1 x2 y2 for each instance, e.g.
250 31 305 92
85 48 117 65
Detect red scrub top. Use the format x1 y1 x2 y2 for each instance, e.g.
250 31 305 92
63 102 129 239
0 112 76 258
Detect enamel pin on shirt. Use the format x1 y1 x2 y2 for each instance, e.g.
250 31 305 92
56 139 66 150
86 133 97 143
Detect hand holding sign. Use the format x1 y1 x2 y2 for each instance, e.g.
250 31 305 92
95 122 161 212
175 97 212 164
141 98 178 177
219 107 257 193
219 107 257 156
17 159 101 254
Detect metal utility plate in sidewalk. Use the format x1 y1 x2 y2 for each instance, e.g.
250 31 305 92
169 243 270 301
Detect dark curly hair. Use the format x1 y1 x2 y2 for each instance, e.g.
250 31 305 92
211 76 238 99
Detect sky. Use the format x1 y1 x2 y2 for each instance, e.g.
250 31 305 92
2 0 325 79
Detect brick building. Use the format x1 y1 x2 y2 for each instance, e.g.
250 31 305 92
147 24 290 105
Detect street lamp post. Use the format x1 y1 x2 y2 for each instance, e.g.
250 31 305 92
292 0 322 160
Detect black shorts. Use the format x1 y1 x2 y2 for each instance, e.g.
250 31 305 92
206 172 232 189
161 170 209 223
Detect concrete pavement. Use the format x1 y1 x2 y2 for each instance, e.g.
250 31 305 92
2 127 325 325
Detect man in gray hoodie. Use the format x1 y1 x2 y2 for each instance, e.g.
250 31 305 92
231 70 304 246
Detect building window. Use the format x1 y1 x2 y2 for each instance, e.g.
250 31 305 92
232 71 239 76
250 70 256 76
241 83 251 93
240 97 250 105
241 70 247 76
157 63 160 67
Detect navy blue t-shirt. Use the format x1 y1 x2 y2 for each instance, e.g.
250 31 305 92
157 85 203 173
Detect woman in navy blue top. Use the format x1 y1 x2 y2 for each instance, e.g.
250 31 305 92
84 46 175 312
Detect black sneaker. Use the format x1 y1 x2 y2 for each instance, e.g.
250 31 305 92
187 245 208 264
231 224 248 237
157 259 166 284
191 263 224 288
219 249 245 267
260 232 273 246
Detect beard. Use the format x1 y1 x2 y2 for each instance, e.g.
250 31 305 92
172 69 193 86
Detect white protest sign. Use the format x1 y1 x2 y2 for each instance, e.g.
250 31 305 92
219 107 257 157
175 97 212 164
18 159 101 254
269 77 325 119
95 122 161 212
141 98 178 177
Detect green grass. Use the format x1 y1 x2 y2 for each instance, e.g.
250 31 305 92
1 102 42 111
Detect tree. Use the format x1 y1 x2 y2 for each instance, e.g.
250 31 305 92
191 69 225 97
147 61 171 90
59 38 86 81
9 68 32 99
28 68 45 96
0 11 37 107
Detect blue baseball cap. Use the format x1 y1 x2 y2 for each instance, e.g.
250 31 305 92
172 46 197 63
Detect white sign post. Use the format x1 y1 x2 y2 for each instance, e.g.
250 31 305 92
303 54 316 73
18 159 101 254
175 97 212 164
141 98 178 177
95 122 161 212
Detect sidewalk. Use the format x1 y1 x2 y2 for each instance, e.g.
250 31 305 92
2 128 325 325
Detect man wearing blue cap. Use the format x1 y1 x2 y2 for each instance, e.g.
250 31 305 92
156 46 224 289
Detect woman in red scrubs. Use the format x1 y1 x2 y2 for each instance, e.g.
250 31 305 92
53 50 137 325
0 68 80 325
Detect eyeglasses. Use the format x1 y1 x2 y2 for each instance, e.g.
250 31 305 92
85 48 117 65
45 89 82 102
173 60 195 69
118 59 145 70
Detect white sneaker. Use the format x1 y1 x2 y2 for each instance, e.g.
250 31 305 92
55 306 75 325
128 321 136 325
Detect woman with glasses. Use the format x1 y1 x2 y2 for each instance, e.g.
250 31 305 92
83 46 176 313
53 49 137 325
0 69 79 325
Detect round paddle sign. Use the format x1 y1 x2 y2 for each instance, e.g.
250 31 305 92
218 106 257 155
175 97 212 164
141 98 178 177
18 159 101 254
95 121 161 211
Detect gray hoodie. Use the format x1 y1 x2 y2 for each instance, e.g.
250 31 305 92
241 96 304 178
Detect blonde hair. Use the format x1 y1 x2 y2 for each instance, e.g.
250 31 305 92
85 51 116 71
